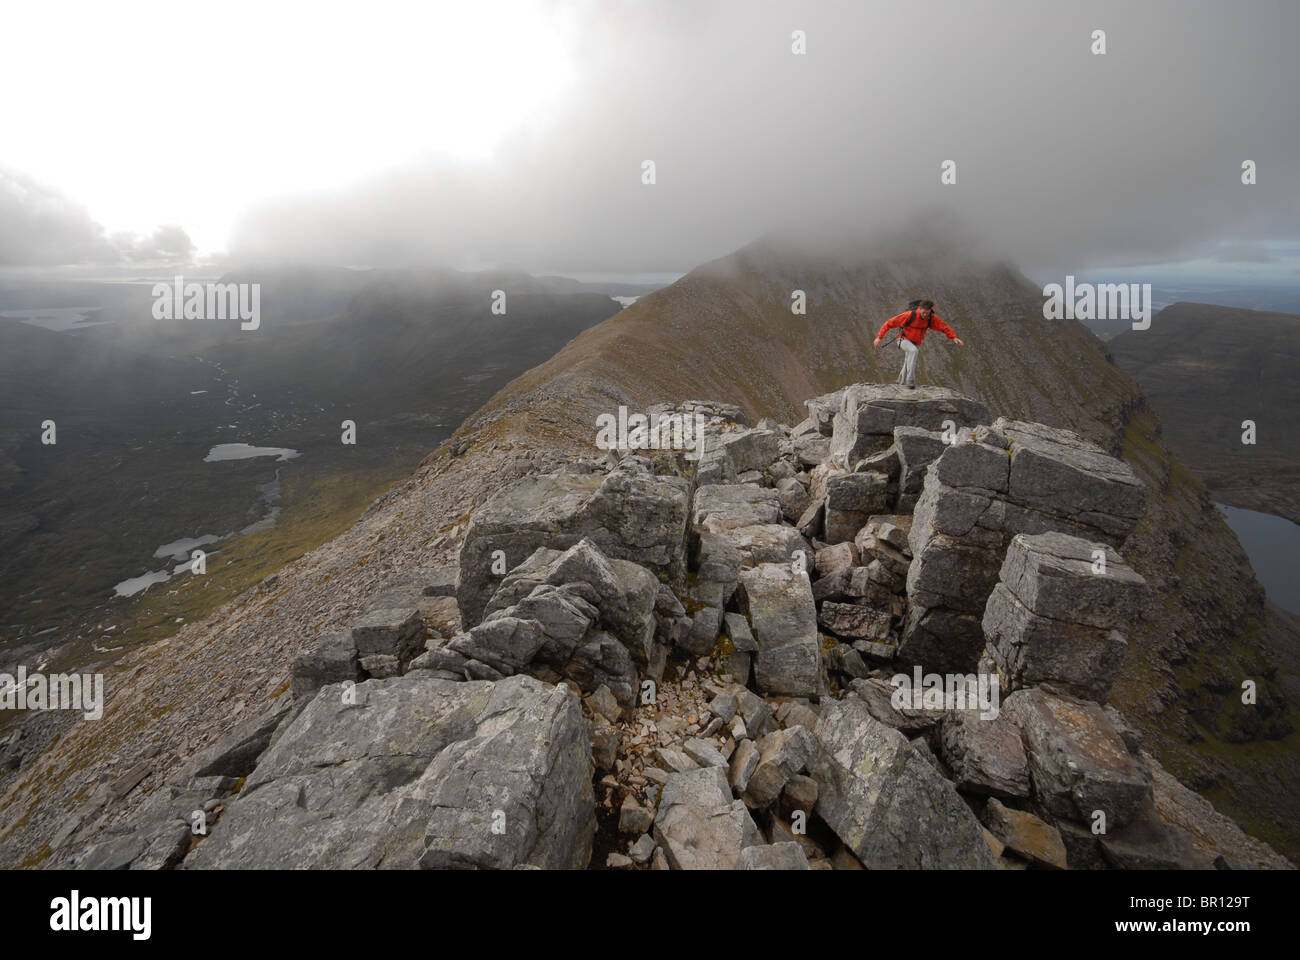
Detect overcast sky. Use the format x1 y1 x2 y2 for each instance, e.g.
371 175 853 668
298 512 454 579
2 0 1297 276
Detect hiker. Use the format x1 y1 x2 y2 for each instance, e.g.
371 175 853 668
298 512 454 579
872 299 965 388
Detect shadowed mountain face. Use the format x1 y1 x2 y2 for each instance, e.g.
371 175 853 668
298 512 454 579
454 239 1300 858
1108 301 1300 523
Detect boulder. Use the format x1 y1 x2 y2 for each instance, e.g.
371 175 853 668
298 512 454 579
805 390 845 437
696 428 782 484
998 532 1147 627
448 616 546 675
652 766 763 870
741 725 818 809
776 476 811 522
692 484 782 531
982 532 1145 702
823 472 891 543
350 607 425 664
739 842 811 870
828 383 991 469
1003 687 1151 830
458 467 689 626
939 710 1031 798
185 674 595 869
737 564 822 697
981 798 1068 869
808 695 997 869
291 632 360 701
900 419 1146 674
983 586 1128 703
818 601 891 641
894 426 948 509
814 542 858 578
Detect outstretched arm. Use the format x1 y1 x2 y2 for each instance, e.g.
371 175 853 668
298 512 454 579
873 312 906 347
929 315 964 346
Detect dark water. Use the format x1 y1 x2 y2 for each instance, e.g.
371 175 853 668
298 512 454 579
1217 504 1300 613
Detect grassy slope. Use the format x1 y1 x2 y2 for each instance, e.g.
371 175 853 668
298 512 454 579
457 240 1300 860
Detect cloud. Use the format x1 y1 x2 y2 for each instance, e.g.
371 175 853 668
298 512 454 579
0 165 118 266
1213 244 1275 263
0 165 195 268
112 224 197 263
46 0 1295 276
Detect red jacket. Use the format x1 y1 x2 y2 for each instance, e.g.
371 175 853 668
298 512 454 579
877 309 958 345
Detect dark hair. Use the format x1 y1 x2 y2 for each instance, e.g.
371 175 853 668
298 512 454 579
919 299 935 310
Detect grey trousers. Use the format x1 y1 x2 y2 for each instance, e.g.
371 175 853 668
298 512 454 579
896 338 919 385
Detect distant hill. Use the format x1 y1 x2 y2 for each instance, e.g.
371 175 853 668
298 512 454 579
1109 302 1300 522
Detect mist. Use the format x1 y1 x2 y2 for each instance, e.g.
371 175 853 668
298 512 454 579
225 0 1299 276
3 1 1297 277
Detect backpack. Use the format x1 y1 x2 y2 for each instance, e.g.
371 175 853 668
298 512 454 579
901 299 930 334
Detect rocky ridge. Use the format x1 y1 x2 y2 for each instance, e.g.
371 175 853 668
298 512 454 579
50 385 1290 870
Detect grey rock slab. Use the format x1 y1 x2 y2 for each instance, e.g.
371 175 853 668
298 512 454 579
742 725 817 809
291 632 359 702
939 709 1031 798
737 563 822 698
830 384 991 468
776 476 812 522
458 468 689 626
981 798 1068 869
739 841 811 870
1003 687 1151 830
819 601 891 641
683 737 729 769
983 582 1128 702
998 531 1147 628
729 738 761 793
350 607 425 662
448 616 546 675
186 674 595 870
823 472 891 543
692 484 783 531
652 766 763 870
808 695 996 869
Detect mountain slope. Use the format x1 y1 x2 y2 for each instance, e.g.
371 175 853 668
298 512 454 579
0 271 620 679
2 236 1296 866
1109 301 1300 522
460 239 1300 857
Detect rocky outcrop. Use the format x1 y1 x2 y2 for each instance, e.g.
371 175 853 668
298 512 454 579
983 532 1147 702
60 383 1287 872
457 464 690 627
900 418 1146 673
186 674 594 869
828 384 991 469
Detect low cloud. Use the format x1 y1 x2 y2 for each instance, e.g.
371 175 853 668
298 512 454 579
1213 244 1275 263
227 0 1300 275
0 166 194 268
